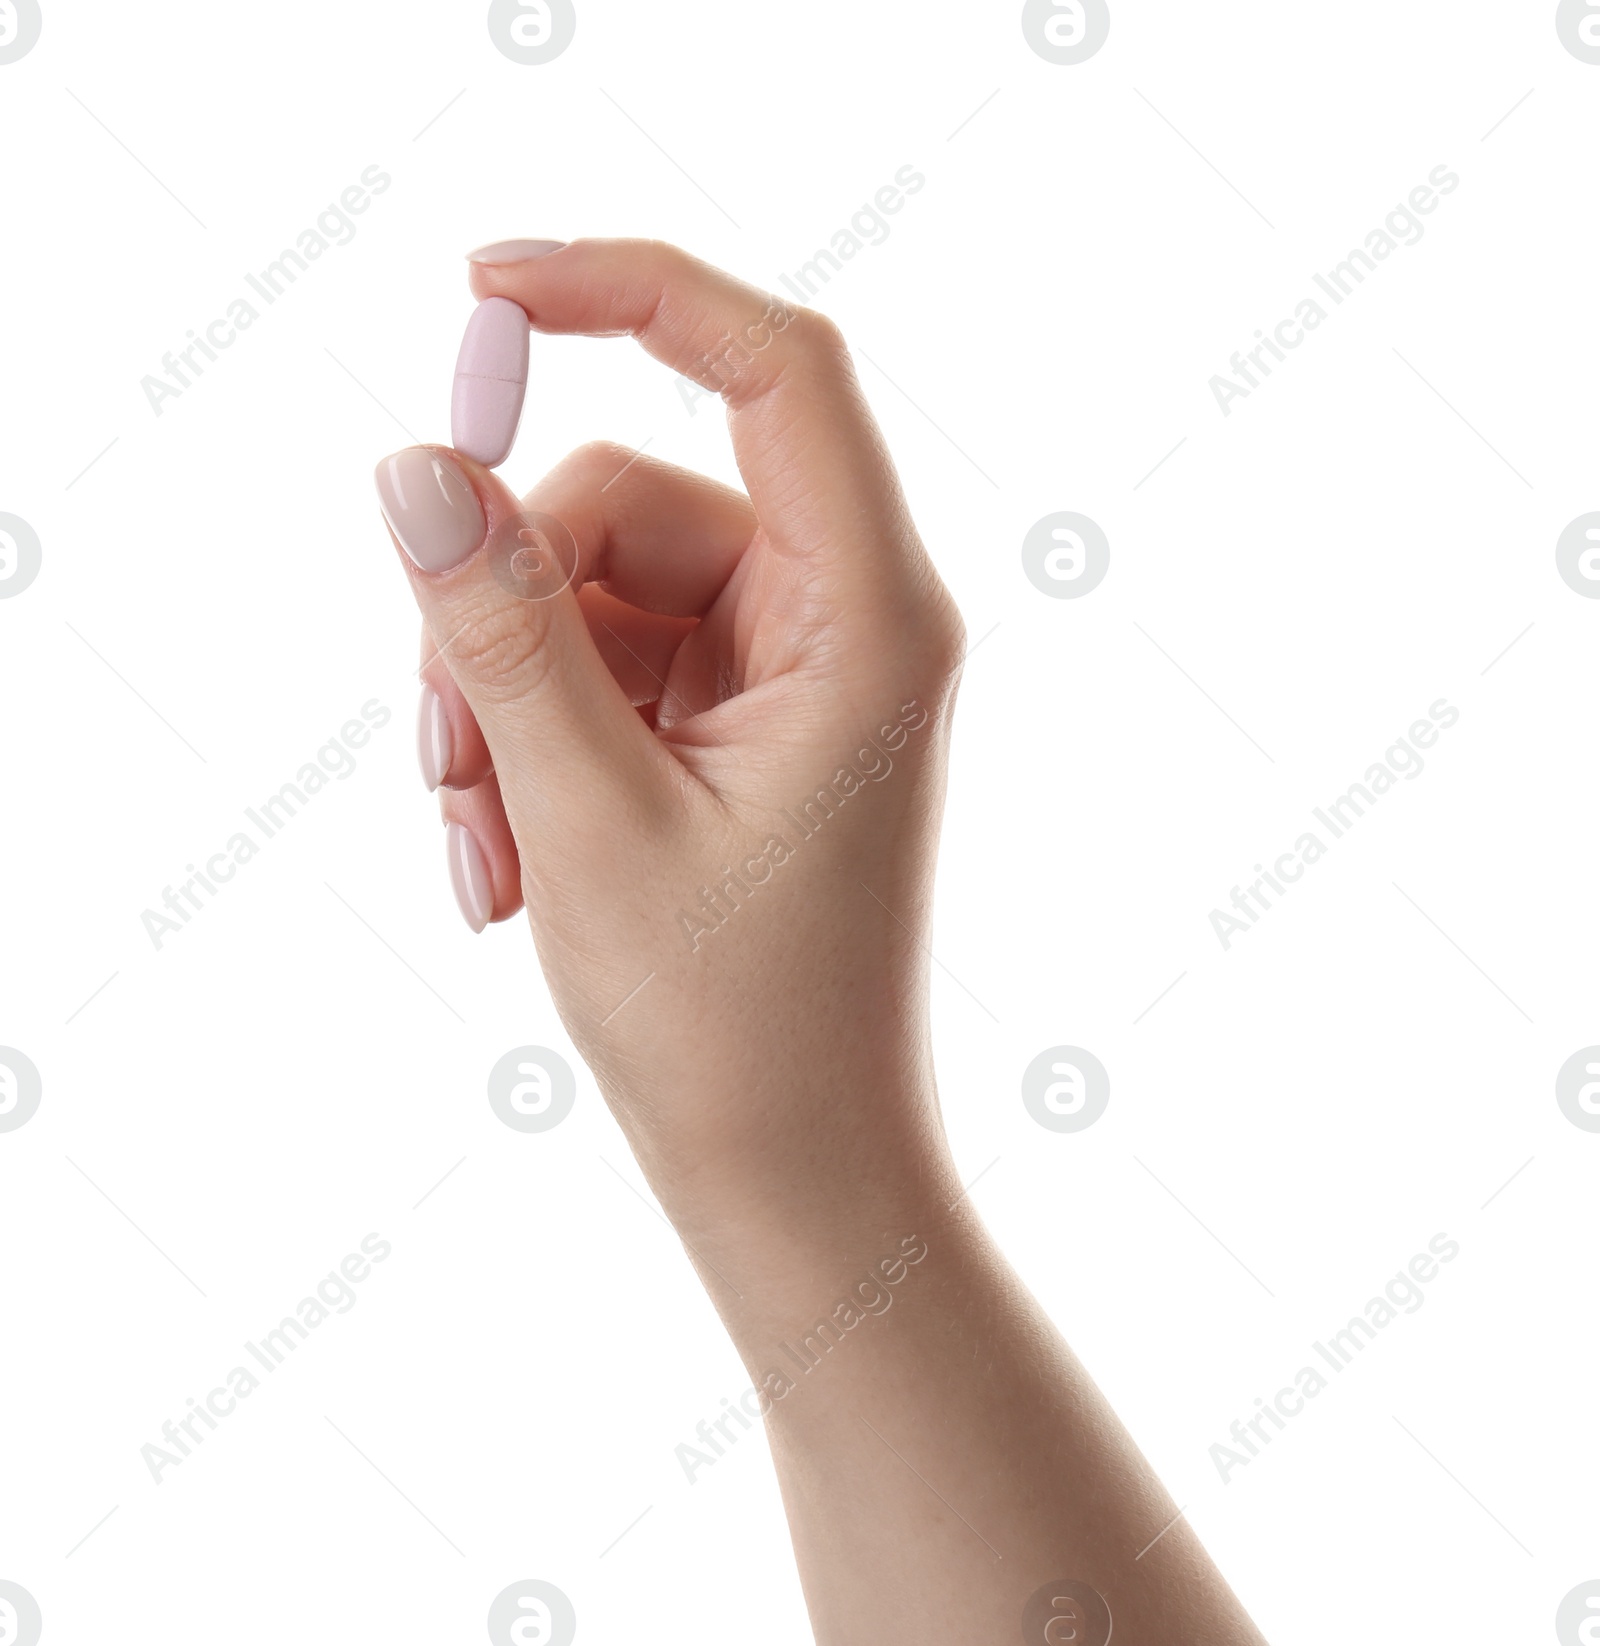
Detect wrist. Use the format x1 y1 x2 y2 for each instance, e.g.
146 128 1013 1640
604 1049 944 1233
627 1089 970 1350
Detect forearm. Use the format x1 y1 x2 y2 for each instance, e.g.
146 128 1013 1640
630 1093 1268 1646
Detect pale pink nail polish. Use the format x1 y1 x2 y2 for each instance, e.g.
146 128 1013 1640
465 239 567 264
451 297 529 467
446 821 492 933
374 447 485 572
417 685 452 792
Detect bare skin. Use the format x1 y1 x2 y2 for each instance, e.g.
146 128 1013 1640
376 238 1268 1645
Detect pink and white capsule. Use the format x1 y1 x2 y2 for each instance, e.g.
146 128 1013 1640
451 297 529 468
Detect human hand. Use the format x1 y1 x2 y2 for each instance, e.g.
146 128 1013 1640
375 239 966 1236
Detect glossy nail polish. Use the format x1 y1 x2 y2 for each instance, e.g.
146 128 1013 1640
465 238 567 264
446 821 492 933
417 685 452 792
374 448 485 572
451 297 529 468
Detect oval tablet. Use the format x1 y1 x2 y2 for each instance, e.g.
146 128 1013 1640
451 296 529 468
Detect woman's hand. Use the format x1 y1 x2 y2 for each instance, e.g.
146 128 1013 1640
373 238 1266 1646
377 238 965 1237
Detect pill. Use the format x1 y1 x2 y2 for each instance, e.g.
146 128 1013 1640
451 296 529 468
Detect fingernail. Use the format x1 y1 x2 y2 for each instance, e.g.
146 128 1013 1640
374 448 485 573
466 238 567 264
417 685 452 792
452 297 529 468
446 821 492 933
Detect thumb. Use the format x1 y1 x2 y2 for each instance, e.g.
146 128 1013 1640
374 444 666 835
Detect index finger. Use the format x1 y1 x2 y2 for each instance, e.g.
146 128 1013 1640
466 238 921 594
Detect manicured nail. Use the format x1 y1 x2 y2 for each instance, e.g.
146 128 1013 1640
466 238 567 264
417 685 452 792
374 448 485 573
452 297 529 468
446 821 492 933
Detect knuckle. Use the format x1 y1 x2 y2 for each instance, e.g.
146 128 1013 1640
929 602 968 675
566 439 638 485
932 612 968 681
446 601 554 706
643 237 696 285
903 590 968 688
786 304 849 360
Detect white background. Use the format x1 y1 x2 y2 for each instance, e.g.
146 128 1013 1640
1 2 1596 1642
